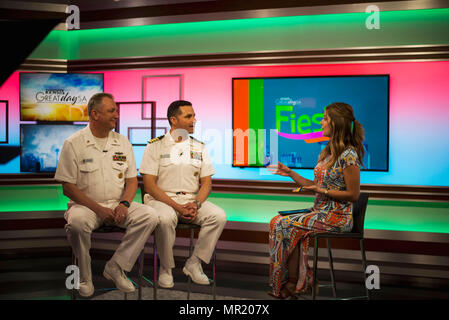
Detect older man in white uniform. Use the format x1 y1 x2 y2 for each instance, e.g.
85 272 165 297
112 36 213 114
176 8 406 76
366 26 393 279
55 93 158 297
139 100 226 288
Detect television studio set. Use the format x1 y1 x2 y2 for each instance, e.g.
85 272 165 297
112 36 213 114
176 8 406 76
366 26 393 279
0 0 448 314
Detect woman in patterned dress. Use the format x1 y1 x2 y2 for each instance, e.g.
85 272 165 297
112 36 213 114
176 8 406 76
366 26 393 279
267 102 366 299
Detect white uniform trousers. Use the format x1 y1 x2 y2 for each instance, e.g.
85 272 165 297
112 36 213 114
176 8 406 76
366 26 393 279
145 196 227 269
65 201 159 282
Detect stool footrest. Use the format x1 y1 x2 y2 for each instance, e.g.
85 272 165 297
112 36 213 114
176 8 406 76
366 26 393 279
340 295 369 300
141 275 155 286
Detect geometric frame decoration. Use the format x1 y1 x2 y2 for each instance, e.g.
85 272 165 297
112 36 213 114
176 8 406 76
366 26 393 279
142 74 183 116
141 101 156 120
116 101 168 143
0 100 8 144
127 126 168 146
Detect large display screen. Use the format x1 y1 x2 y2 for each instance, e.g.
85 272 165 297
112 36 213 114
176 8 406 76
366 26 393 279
233 75 389 171
20 124 85 172
20 73 103 121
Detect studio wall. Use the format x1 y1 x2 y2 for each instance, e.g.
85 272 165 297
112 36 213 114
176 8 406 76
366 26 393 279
1 60 448 186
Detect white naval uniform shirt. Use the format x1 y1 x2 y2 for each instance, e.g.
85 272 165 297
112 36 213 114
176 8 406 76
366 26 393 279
55 126 137 204
139 132 215 196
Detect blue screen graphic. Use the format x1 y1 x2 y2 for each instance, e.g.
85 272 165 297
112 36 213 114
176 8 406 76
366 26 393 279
20 124 85 172
262 76 389 171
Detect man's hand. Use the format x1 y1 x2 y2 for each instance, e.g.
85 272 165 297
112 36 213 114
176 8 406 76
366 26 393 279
178 202 197 223
96 206 116 224
61 182 117 223
113 203 129 225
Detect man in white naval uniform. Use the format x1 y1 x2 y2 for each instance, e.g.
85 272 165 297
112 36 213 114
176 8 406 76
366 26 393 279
139 100 226 288
55 93 158 297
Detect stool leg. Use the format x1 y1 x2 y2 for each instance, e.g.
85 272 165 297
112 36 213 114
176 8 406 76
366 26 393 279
153 240 157 300
138 250 144 300
187 227 194 300
326 238 337 298
71 252 77 300
212 249 216 300
312 237 319 300
360 238 370 300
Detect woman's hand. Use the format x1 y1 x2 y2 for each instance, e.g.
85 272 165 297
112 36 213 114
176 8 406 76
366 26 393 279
267 162 291 177
302 184 326 194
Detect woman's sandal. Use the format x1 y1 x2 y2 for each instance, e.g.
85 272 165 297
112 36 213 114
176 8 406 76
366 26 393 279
267 281 298 300
297 279 319 296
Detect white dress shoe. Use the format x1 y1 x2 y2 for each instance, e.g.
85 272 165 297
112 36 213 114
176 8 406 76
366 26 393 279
158 267 174 288
78 281 94 297
183 261 210 285
103 260 135 293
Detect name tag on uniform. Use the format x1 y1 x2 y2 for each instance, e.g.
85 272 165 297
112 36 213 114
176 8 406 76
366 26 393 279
160 154 170 159
113 155 127 161
190 151 202 161
82 158 93 164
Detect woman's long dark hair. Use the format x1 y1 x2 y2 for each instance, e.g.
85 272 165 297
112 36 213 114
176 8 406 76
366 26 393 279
318 102 365 169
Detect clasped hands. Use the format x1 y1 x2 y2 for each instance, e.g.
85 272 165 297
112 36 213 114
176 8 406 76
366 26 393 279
178 202 198 223
97 203 129 225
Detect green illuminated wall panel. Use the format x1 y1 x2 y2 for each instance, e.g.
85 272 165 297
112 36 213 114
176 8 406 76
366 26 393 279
30 30 70 60
29 8 449 60
2 186 448 234
208 193 449 234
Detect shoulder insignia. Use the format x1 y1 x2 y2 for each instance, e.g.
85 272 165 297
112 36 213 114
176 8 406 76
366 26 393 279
190 136 204 144
148 135 165 144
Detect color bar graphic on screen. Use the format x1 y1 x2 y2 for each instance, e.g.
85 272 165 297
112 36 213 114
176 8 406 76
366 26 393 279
233 78 326 167
233 79 265 167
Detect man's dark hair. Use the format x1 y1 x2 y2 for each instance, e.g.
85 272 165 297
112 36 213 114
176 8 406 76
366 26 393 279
167 100 192 126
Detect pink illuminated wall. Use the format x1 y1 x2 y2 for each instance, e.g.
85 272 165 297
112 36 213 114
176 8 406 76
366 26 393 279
1 61 449 185
0 72 20 144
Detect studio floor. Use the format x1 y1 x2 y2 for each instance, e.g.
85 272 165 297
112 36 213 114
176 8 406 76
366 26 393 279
0 249 448 301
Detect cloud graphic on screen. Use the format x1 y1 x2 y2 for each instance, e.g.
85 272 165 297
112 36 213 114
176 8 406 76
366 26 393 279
21 73 102 91
22 125 83 170
46 73 102 89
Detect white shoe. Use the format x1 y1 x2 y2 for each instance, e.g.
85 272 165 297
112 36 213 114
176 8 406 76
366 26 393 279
103 260 135 293
183 261 210 285
78 281 94 297
158 267 174 288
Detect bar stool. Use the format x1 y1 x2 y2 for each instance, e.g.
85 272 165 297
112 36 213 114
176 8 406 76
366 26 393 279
174 223 216 300
309 192 370 300
71 225 145 300
139 184 217 300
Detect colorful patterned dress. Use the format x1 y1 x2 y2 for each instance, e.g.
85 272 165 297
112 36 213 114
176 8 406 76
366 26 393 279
269 147 361 297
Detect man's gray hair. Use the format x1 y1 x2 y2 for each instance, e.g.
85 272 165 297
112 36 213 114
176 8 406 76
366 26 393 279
88 93 114 117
